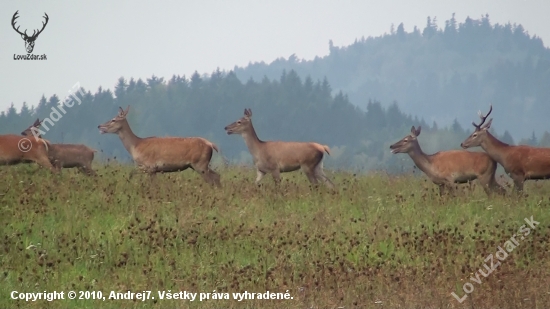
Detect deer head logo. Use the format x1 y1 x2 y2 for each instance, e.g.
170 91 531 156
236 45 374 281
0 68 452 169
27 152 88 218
11 11 49 54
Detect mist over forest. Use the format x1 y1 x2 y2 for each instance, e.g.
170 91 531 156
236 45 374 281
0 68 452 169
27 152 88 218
2 14 549 172
234 14 550 141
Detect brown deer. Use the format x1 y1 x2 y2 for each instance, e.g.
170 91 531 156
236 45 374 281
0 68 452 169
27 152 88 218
21 119 96 175
461 105 550 192
0 133 55 172
98 106 221 187
224 108 335 189
390 126 505 196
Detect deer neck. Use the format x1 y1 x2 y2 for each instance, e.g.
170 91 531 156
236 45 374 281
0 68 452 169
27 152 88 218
116 120 142 156
407 142 433 175
479 132 509 165
240 123 263 160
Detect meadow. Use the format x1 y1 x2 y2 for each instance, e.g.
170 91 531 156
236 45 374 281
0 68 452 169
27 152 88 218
1 163 549 309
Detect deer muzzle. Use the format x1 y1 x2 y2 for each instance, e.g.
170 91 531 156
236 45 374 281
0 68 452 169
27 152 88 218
98 125 108 134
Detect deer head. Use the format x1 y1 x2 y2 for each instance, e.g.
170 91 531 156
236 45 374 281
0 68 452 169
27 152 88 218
12 11 49 54
224 108 253 135
461 105 493 149
98 106 130 134
21 118 44 139
390 126 421 154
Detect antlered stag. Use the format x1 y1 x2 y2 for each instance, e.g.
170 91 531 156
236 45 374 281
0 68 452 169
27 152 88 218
21 119 96 175
390 126 505 196
0 134 55 172
461 105 550 192
98 106 221 187
224 108 335 189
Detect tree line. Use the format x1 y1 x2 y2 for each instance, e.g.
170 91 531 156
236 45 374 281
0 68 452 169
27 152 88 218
3 69 543 172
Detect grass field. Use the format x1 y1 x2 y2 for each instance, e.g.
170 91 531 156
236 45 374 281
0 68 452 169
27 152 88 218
1 163 549 308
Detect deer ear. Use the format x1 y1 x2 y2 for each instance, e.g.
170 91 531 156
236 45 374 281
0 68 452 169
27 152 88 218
245 108 252 117
124 105 130 115
483 118 493 130
410 126 416 136
33 118 41 126
415 126 421 137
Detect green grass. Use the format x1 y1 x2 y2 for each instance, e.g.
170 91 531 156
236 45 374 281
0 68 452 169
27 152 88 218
1 164 549 308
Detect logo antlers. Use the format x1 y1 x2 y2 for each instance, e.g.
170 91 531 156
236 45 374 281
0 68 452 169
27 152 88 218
11 10 49 54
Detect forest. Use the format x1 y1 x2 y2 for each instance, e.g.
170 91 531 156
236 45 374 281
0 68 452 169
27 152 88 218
2 69 545 172
2 14 550 172
234 14 550 141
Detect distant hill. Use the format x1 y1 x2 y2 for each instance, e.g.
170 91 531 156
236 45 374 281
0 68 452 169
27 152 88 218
233 14 550 140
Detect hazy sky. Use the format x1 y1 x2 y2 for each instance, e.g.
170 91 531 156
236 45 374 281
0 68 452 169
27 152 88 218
1 0 549 112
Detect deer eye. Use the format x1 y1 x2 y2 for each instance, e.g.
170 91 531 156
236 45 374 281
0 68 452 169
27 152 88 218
404 138 408 142
237 121 241 124
473 133 477 137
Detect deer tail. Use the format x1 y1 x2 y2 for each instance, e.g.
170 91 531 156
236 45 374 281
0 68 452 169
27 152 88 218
312 143 331 155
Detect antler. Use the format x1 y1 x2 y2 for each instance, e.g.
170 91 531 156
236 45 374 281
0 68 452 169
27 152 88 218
11 11 25 37
11 11 49 39
472 104 493 129
28 13 49 39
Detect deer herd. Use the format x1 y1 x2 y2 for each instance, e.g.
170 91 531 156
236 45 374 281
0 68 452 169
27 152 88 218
1 105 549 196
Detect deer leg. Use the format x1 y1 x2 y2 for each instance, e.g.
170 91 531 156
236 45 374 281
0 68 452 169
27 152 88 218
271 169 281 185
208 168 221 188
201 169 220 187
301 166 318 186
487 179 506 196
80 167 96 176
77 163 96 176
52 160 63 173
448 184 457 197
198 170 211 185
510 174 525 194
255 170 266 185
191 164 212 186
35 156 57 174
190 161 220 187
477 169 507 197
86 167 97 176
319 174 335 189
305 170 319 186
148 172 157 182
313 163 335 189
479 179 492 196
477 174 493 196
438 184 446 196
